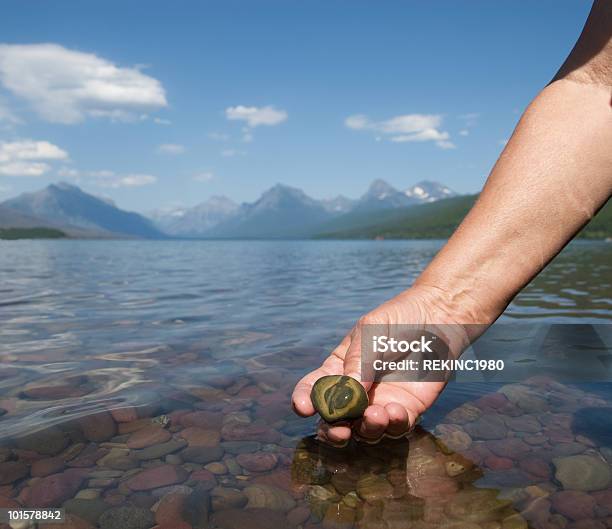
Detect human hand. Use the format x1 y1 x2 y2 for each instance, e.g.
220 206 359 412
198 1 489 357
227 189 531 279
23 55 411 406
291 285 483 445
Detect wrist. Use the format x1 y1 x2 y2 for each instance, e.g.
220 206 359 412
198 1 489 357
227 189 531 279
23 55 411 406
407 279 501 331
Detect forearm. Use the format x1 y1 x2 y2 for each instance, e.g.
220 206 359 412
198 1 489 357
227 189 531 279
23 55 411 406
415 79 612 325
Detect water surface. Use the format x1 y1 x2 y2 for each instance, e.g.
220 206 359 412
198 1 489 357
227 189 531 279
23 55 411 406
0 240 610 529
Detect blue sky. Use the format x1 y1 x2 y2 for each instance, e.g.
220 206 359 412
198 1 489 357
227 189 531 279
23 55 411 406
0 1 593 212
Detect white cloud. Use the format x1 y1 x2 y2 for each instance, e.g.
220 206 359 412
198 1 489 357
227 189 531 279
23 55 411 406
157 143 185 155
225 105 287 127
459 129 469 136
0 44 167 124
0 183 11 194
96 173 157 188
153 117 171 126
221 149 245 157
193 171 214 182
346 113 453 149
0 139 68 176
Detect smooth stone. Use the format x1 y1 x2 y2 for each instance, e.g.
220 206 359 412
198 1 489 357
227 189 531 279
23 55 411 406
498 384 548 412
75 489 101 500
437 428 472 452
205 462 227 475
88 470 122 479
485 455 514 471
0 461 29 484
88 478 116 488
551 442 586 457
126 464 189 491
24 469 86 507
487 438 531 459
445 403 482 423
243 484 296 512
220 423 281 443
165 454 182 465
66 445 108 468
98 506 155 529
236 452 278 472
135 439 187 460
151 484 193 498
504 415 541 433
311 375 368 423
78 412 117 442
15 426 68 456
179 427 221 447
445 489 512 523
225 458 242 476
356 474 394 502
31 457 64 478
182 483 211 529
211 486 248 511
519 457 551 479
99 454 138 470
553 455 611 491
127 425 171 449
189 469 217 489
220 441 262 455
110 407 139 423
63 498 109 525
180 410 224 430
181 444 224 464
465 414 508 440
154 492 189 526
551 490 596 521
307 485 341 519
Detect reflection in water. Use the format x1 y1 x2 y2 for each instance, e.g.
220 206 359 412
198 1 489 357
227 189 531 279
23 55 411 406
291 430 521 529
0 240 610 528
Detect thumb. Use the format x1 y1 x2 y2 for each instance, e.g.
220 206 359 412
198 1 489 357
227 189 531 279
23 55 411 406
343 326 373 393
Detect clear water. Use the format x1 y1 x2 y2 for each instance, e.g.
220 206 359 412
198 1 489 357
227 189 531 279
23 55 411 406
0 240 610 529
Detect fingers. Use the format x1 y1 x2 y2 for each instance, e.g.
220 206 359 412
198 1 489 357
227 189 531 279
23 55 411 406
316 404 412 446
343 326 373 393
316 421 352 446
355 404 389 441
384 402 411 437
291 377 316 417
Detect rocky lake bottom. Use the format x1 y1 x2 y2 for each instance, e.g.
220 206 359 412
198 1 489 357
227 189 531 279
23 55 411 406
0 240 610 529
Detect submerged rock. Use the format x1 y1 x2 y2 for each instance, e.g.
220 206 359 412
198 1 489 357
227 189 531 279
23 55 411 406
0 461 28 484
553 454 611 491
311 375 368 423
98 506 155 529
244 484 296 512
126 464 189 491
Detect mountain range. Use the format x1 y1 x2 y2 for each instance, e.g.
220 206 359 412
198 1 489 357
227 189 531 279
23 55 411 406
2 180 609 240
1 183 164 239
148 179 457 238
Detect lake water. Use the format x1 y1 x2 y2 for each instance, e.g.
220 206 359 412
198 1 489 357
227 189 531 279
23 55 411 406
0 240 610 529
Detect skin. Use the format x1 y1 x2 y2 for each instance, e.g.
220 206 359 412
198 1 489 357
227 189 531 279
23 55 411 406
292 0 612 445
